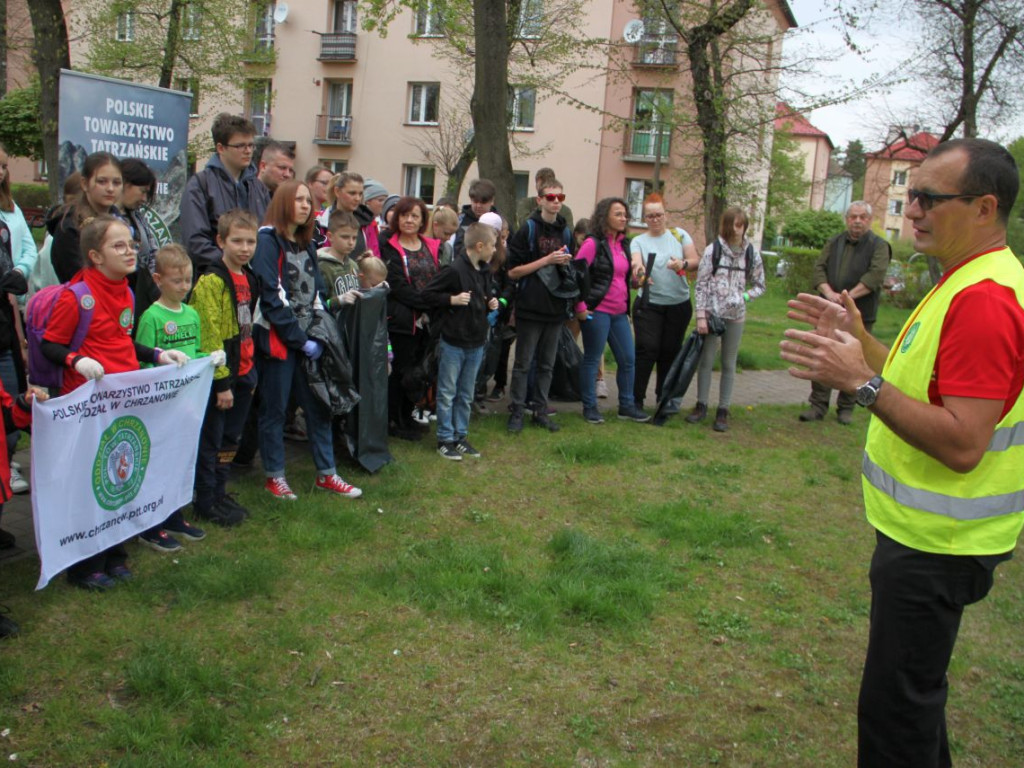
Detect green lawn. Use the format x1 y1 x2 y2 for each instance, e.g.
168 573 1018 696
2 406 1022 766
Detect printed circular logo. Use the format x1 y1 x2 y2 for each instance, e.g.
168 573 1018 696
93 416 151 511
119 308 133 328
80 294 95 311
164 321 178 336
900 322 920 353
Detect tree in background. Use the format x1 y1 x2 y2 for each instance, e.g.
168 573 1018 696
1008 136 1024 257
0 82 44 161
782 209 845 249
838 138 866 199
26 0 70 200
765 128 810 230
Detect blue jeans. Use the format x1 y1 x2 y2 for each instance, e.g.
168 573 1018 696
435 339 485 443
580 311 635 409
258 350 335 477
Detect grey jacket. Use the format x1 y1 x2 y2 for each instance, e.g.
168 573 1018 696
179 155 270 272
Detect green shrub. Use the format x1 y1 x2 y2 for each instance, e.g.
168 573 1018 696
11 182 51 209
781 210 845 249
781 246 819 296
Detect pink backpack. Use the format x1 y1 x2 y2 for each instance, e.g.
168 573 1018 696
26 282 97 390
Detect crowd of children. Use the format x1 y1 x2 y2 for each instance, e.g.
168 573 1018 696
0 129 765 638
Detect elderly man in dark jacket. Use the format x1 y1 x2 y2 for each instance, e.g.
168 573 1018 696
180 113 270 273
800 201 891 424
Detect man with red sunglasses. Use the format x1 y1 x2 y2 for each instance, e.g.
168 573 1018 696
782 138 1024 767
514 167 575 230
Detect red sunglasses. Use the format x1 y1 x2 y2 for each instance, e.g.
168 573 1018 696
542 193 566 202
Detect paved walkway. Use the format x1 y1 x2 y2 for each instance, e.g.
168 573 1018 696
0 368 812 566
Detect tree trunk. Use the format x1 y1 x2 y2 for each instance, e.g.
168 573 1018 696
158 0 187 90
445 136 477 200
27 0 71 201
0 0 8 98
471 0 516 221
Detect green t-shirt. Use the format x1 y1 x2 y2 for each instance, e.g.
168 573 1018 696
135 301 203 366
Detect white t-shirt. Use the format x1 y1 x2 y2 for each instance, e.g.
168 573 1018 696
630 230 691 305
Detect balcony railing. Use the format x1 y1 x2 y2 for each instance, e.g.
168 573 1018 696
626 126 670 159
319 32 357 61
314 114 353 145
634 38 678 67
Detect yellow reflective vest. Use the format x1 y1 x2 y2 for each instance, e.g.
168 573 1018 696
863 246 1024 555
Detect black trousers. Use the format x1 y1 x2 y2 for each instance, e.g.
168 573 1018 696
388 332 430 428
632 300 691 407
194 369 257 512
858 531 1006 767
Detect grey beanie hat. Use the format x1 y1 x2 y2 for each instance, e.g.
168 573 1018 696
363 179 388 202
381 194 402 219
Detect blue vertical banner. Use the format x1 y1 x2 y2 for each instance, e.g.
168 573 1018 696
58 69 192 241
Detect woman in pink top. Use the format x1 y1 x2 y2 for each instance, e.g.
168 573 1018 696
574 197 650 424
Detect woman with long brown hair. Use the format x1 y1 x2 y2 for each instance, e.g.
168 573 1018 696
252 179 361 501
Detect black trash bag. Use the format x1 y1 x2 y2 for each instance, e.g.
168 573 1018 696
401 324 441 406
342 285 393 473
653 314 726 421
303 308 361 417
549 324 583 402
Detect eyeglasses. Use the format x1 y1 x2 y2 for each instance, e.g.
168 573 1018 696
907 188 986 211
644 212 664 220
225 142 256 151
542 193 566 202
108 241 138 256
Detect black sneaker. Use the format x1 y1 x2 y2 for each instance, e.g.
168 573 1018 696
68 571 117 591
455 439 481 458
583 407 605 425
531 412 561 432
0 605 19 639
218 493 251 519
438 442 463 461
507 407 524 434
162 517 206 542
618 405 652 423
195 502 245 528
487 386 505 401
139 531 183 553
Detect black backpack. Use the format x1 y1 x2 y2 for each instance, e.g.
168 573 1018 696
711 240 755 284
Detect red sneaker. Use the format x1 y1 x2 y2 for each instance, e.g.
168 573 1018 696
315 473 362 499
265 476 297 500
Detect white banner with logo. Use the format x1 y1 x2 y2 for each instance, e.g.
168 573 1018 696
30 359 213 589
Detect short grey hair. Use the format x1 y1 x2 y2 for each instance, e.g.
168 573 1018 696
847 200 872 216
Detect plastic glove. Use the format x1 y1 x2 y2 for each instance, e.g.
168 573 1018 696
487 308 499 327
158 349 189 367
208 349 227 367
74 356 105 380
302 339 323 361
340 289 361 305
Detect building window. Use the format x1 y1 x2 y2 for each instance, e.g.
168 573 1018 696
408 83 440 125
253 2 275 52
508 86 536 131
514 172 530 201
886 228 900 241
630 89 672 158
247 79 272 136
322 81 353 142
637 15 677 65
516 0 543 39
414 0 444 36
116 10 135 42
333 0 357 33
182 2 202 40
626 179 655 226
892 169 907 186
174 77 201 117
320 159 348 174
888 198 903 216
404 165 436 204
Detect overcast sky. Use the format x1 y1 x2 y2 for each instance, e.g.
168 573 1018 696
781 0 919 154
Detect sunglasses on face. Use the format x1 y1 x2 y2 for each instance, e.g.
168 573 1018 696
541 193 566 202
907 188 985 211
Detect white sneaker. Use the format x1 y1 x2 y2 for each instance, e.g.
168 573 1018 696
9 466 28 494
596 379 609 399
10 460 20 471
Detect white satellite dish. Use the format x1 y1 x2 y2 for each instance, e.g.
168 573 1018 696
623 19 645 44
273 3 289 24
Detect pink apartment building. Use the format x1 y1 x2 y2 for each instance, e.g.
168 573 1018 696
8 0 795 247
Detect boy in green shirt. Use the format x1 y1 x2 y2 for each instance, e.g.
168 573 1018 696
135 244 223 550
317 209 362 306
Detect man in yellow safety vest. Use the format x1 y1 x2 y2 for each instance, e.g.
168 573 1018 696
782 138 1023 767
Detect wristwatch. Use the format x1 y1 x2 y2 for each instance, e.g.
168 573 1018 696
855 375 884 407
